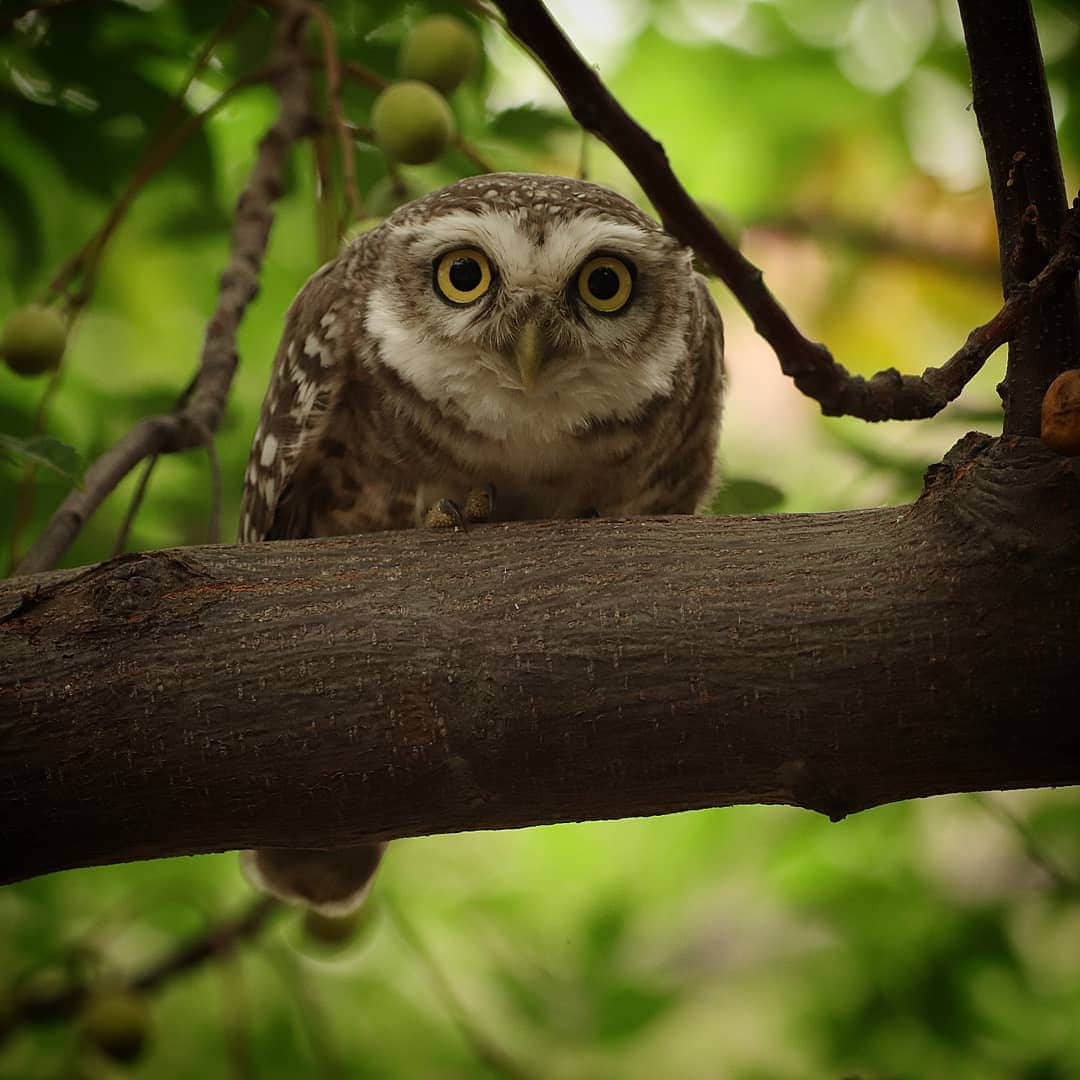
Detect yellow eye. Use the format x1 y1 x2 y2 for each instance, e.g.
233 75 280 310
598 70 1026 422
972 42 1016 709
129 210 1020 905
577 255 634 313
435 248 492 304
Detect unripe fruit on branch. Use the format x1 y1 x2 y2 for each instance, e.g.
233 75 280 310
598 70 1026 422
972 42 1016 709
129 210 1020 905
400 15 480 94
1041 369 1080 455
1 304 67 377
80 990 152 1064
372 81 455 165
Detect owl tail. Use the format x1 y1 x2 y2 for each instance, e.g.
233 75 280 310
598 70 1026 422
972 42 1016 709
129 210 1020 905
241 844 387 915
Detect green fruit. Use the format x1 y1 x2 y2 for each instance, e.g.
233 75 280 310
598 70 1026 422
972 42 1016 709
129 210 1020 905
372 81 455 165
1 304 67 377
80 990 151 1064
400 15 480 94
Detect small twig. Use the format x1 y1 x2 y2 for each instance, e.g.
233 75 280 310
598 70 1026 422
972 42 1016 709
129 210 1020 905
340 57 386 92
10 897 281 1028
490 0 1080 422
577 127 589 180
972 793 1080 895
312 127 340 262
259 945 345 1080
43 8 257 312
204 428 223 545
385 898 534 1080
458 0 505 26
15 4 314 576
453 134 496 174
7 368 63 573
218 953 257 1080
111 455 158 557
308 4 363 225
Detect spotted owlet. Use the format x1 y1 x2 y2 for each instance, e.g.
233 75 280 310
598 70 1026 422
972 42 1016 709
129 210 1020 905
238 172 725 912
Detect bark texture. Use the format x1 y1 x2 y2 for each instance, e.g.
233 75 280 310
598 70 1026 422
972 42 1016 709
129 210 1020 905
2 437 1078 886
958 0 1080 436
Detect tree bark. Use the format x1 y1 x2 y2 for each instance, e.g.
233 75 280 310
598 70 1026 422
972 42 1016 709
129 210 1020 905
958 0 1080 436
2 436 1078 886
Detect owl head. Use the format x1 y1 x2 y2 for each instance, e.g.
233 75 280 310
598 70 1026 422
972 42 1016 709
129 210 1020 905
362 173 698 444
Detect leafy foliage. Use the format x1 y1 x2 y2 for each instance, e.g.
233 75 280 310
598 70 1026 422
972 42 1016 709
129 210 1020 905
2 0 1079 1076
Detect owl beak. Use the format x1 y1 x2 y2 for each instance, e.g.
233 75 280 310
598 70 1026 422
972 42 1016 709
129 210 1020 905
512 320 550 392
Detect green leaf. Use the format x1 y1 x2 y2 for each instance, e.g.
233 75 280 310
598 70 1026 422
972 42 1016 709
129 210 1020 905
488 104 576 143
708 478 784 515
0 433 83 483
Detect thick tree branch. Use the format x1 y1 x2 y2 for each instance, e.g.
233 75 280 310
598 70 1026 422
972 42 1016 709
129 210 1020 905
2 437 1078 886
958 0 1080 437
13 6 314 577
490 0 1080 422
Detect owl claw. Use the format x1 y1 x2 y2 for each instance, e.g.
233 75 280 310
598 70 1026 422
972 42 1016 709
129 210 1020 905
464 483 496 523
424 498 467 531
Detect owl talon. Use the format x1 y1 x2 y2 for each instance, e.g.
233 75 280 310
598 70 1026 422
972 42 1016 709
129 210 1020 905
464 483 496 523
424 498 467 531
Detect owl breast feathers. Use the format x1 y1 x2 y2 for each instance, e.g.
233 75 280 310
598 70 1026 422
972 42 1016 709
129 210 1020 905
240 172 724 543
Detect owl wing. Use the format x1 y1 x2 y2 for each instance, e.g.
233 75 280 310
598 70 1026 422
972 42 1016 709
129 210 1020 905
239 230 381 543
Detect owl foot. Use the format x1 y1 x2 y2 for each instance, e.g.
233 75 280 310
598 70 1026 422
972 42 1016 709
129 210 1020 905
464 483 496 524
424 498 467 531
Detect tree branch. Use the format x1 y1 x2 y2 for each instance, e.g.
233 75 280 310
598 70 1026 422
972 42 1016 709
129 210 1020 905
13 5 315 577
957 0 1080 437
8 897 281 1028
490 0 1080 423
2 436 1078 885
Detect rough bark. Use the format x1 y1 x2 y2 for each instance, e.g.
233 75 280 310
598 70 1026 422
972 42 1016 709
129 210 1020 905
958 0 1080 436
2 436 1078 886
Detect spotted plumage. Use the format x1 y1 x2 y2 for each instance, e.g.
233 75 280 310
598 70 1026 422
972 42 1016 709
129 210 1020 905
239 172 725 912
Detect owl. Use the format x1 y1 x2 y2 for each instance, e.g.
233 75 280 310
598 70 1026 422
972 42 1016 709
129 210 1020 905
239 172 725 913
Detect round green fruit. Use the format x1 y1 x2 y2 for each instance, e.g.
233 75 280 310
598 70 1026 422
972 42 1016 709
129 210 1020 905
1 304 67 377
372 81 455 165
400 15 480 94
80 990 151 1064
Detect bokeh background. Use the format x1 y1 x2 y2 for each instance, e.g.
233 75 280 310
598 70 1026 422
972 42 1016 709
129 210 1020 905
3 1 1080 1076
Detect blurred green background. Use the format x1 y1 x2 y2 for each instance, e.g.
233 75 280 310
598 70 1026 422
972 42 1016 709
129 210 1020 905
3 0 1080 1076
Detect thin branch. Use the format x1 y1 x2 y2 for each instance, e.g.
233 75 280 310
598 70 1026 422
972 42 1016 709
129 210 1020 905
452 134 496 174
386 899 534 1080
43 7 257 311
957 0 1080 437
6 369 63 573
15 5 315 576
308 3 364 225
204 427 223 546
972 794 1080 896
218 953 257 1080
111 455 158 557
489 0 1080 422
260 945 346 1080
9 897 281 1028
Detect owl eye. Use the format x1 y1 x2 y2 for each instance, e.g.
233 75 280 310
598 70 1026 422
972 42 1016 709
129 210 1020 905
434 248 493 305
577 255 634 314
